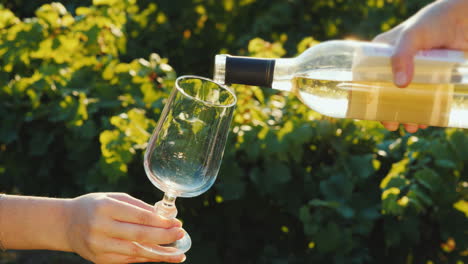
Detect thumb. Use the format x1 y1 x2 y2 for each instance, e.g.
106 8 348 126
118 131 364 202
391 31 422 88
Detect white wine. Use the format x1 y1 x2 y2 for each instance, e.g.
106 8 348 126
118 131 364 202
293 72 468 128
213 40 468 128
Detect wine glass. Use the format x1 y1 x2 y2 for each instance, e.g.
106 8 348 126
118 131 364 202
135 75 237 255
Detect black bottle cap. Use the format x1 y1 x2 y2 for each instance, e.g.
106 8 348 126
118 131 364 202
225 56 275 87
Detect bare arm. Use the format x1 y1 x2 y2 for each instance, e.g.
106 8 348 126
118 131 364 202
0 195 71 251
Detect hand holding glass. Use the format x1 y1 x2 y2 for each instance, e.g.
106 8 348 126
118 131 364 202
135 75 237 255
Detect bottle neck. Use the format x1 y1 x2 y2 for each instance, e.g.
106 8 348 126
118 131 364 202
214 55 295 92
271 58 296 92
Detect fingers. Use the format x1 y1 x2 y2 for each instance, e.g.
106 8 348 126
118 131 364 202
372 21 423 88
381 122 428 132
105 220 185 245
381 121 399 131
98 239 186 263
103 197 182 228
108 193 155 211
403 123 419 133
390 29 423 88
69 193 188 264
376 26 427 132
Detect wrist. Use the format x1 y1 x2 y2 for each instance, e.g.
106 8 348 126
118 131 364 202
19 197 74 252
45 198 74 252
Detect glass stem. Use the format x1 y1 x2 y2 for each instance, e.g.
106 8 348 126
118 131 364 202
154 193 178 219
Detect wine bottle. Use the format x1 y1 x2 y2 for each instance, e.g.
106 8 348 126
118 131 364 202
213 40 468 128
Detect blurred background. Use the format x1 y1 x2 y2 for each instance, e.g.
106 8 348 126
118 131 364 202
0 0 467 263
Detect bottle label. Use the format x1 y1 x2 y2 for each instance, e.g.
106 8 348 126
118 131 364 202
346 81 454 127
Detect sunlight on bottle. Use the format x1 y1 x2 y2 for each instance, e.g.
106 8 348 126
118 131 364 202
448 108 468 128
344 35 360 41
297 91 349 118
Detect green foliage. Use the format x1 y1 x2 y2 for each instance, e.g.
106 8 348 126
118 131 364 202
0 1 175 195
0 1 467 264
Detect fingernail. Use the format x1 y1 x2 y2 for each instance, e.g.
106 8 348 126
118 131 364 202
180 255 186 262
385 123 399 131
174 219 183 227
395 71 407 87
405 124 418 133
177 229 185 239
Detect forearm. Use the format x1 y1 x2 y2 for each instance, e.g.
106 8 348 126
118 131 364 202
0 195 72 251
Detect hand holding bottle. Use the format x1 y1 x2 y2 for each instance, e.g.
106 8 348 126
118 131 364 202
373 0 468 132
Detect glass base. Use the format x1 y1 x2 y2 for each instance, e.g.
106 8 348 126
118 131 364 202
134 230 191 256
